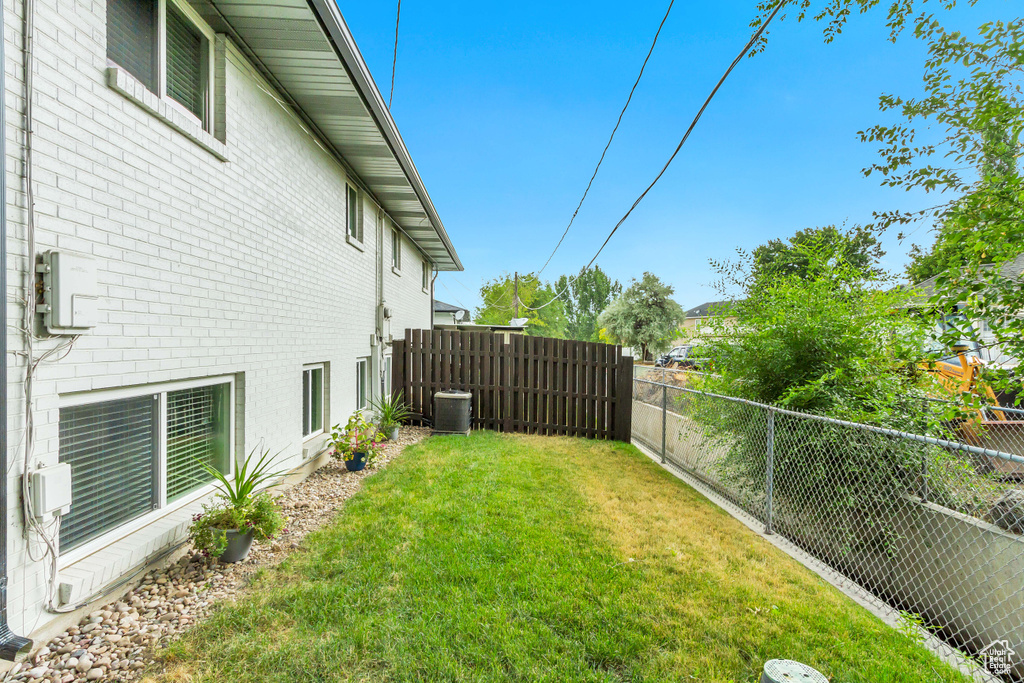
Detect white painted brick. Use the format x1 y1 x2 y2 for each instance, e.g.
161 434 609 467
5 0 438 640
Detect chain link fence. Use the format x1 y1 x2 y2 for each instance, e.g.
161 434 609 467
632 377 1024 682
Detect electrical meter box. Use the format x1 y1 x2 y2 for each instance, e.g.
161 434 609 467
28 463 73 522
40 250 99 334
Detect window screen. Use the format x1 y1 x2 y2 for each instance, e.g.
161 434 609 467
165 4 206 122
59 395 158 552
106 0 158 91
166 384 230 501
302 367 324 437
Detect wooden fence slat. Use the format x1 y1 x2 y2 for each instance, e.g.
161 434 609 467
395 330 632 440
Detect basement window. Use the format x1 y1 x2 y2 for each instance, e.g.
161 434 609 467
58 377 234 556
106 0 214 130
302 364 325 439
356 358 369 411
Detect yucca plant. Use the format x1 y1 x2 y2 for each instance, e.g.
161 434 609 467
188 446 287 560
202 445 286 508
370 391 413 437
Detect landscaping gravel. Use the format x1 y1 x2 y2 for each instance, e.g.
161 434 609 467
6 427 431 683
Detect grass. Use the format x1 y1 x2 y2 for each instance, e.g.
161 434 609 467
150 432 970 683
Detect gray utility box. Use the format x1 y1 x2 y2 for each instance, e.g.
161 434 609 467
434 391 472 435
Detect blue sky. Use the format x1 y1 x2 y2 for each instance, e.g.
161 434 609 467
339 1 1016 315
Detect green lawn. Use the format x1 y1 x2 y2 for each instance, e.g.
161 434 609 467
152 432 969 683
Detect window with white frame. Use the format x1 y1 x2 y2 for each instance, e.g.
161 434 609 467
421 260 430 291
356 358 369 410
391 227 401 269
347 185 363 241
58 377 233 554
302 364 325 438
106 0 214 129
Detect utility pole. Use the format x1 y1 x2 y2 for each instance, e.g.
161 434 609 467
513 271 519 319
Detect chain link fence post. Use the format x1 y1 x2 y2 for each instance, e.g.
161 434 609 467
661 383 667 464
765 410 774 535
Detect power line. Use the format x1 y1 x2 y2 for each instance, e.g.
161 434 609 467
537 0 675 276
581 0 784 271
388 0 401 109
524 0 785 312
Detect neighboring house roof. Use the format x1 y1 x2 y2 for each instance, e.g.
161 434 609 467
433 300 468 315
190 0 462 271
684 300 739 318
909 252 1024 305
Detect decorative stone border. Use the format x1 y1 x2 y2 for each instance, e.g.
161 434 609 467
8 427 431 682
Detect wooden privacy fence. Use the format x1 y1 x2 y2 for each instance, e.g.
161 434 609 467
391 330 633 441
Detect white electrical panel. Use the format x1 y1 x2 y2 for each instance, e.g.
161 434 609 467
28 463 73 522
40 250 99 334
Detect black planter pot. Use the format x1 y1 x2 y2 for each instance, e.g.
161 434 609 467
218 529 255 563
345 451 367 471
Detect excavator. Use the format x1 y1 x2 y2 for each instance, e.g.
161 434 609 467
929 344 1024 477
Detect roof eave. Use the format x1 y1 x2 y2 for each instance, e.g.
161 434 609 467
305 0 462 272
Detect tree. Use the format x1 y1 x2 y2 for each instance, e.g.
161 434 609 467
597 273 684 361
751 225 884 285
903 123 1020 284
555 267 622 342
475 273 567 338
859 17 1024 394
703 234 935 424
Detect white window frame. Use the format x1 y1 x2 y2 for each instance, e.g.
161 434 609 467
421 260 430 292
161 0 215 129
356 358 369 411
346 184 363 243
57 374 236 567
391 226 402 271
107 0 216 132
302 363 326 440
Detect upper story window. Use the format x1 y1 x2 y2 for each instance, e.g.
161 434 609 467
107 0 213 130
421 260 430 291
391 227 401 270
347 185 363 242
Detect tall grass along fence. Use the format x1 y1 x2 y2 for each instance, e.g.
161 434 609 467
632 377 1024 682
391 330 633 440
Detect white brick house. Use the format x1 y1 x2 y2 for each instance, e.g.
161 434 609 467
1 0 462 653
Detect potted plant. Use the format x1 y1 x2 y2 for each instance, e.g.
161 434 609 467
370 391 412 441
188 447 286 563
330 412 382 471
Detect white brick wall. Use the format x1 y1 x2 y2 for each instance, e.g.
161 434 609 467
4 0 435 638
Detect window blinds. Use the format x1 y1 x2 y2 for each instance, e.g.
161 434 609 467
165 4 205 122
106 0 158 91
166 384 230 501
59 396 159 552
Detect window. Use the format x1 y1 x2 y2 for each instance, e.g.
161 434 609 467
356 358 369 410
391 227 401 269
302 365 325 438
347 185 362 241
107 0 213 128
58 378 233 554
422 260 430 291
383 356 392 396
